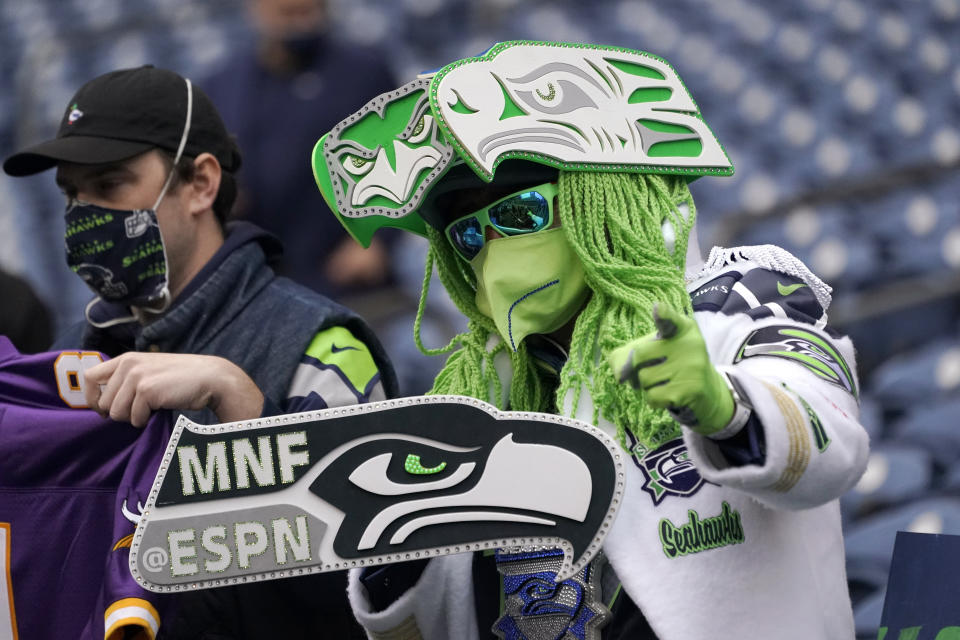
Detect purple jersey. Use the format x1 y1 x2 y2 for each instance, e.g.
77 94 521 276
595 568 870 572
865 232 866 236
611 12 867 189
0 336 174 640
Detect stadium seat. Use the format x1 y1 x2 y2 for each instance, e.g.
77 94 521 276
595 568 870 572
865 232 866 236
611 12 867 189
887 397 960 468
843 497 960 591
840 442 934 525
867 338 960 412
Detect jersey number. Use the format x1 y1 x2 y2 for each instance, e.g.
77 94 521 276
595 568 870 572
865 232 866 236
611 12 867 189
53 352 104 408
0 524 17 640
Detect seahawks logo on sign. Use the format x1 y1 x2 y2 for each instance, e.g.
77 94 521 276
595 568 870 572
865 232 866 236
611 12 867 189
627 433 709 505
735 325 857 397
130 396 623 592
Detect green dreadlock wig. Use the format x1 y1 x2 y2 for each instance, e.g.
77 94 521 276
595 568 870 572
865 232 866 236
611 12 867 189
311 41 733 450
421 169 697 448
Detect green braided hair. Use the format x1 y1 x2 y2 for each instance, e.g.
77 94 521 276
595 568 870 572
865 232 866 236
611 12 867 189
414 170 697 449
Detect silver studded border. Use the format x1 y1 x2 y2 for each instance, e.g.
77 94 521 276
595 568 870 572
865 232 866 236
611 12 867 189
128 394 626 592
323 78 457 220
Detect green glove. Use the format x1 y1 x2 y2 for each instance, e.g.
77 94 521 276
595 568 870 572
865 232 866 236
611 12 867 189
608 303 735 435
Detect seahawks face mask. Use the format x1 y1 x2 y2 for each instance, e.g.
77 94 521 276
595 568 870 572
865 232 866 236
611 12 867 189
64 202 170 311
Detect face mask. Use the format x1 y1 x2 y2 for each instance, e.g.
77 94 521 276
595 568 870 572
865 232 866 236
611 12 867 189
63 78 194 326
471 228 589 351
64 203 169 311
280 31 325 69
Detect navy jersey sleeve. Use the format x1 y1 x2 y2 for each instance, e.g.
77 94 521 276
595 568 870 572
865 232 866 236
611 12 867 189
690 267 828 328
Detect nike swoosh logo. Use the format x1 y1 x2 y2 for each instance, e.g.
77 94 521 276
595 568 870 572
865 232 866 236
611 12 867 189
777 281 807 296
331 343 360 353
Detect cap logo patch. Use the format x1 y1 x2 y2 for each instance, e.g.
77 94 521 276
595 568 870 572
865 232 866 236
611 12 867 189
67 103 83 124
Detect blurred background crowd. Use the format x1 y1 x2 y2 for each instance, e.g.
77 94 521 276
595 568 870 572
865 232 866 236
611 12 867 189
0 0 958 636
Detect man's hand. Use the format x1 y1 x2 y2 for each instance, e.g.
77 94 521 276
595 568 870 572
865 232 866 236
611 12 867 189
608 303 734 435
83 353 264 427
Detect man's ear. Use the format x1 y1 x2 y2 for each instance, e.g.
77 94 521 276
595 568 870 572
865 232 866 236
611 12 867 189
187 152 222 217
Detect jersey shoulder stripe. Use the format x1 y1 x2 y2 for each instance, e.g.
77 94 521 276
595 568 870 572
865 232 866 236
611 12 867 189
104 597 160 640
286 326 384 410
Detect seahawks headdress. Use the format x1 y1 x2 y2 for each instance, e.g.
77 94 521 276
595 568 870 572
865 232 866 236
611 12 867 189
312 40 733 247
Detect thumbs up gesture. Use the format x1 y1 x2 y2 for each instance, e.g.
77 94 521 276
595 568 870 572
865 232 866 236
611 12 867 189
608 303 735 436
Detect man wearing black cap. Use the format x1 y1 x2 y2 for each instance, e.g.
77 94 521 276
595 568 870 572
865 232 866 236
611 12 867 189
4 65 396 638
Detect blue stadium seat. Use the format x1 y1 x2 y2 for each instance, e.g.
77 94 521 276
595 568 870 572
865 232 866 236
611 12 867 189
887 397 960 468
868 338 960 412
942 465 960 492
840 442 934 525
843 498 960 590
856 394 885 442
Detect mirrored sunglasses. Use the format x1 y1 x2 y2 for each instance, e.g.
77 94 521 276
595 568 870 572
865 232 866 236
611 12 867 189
444 182 559 261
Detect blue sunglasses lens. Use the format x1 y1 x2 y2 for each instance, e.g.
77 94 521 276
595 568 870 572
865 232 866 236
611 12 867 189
446 189 553 260
489 191 550 234
448 217 484 260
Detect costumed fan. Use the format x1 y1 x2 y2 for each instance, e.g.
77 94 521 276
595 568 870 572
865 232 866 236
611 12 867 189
312 41 868 640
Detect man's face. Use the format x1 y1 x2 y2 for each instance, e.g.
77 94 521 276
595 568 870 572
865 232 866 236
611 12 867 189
56 150 194 288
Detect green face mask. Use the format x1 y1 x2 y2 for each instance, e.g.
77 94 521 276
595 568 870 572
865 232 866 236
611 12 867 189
471 227 590 351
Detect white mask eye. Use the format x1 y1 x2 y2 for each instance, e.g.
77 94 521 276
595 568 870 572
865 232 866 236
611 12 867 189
662 219 676 255
343 154 374 177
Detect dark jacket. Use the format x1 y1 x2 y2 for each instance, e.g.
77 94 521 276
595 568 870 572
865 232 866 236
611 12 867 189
54 222 398 421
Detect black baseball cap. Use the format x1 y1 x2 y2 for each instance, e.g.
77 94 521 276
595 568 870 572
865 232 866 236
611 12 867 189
3 65 242 177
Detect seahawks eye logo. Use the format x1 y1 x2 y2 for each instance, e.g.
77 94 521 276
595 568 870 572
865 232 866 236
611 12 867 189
313 430 598 559
130 397 623 592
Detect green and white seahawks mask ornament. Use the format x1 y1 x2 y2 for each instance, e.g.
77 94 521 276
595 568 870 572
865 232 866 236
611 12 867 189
312 40 733 247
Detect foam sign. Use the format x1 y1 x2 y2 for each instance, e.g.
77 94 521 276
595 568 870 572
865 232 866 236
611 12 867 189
129 396 624 592
878 531 960 639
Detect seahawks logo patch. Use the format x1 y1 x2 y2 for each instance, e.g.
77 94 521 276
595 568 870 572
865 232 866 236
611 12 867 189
735 325 857 397
627 433 709 505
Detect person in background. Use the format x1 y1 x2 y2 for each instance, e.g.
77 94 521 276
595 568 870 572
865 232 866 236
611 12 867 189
3 64 396 639
0 266 53 352
203 0 398 299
